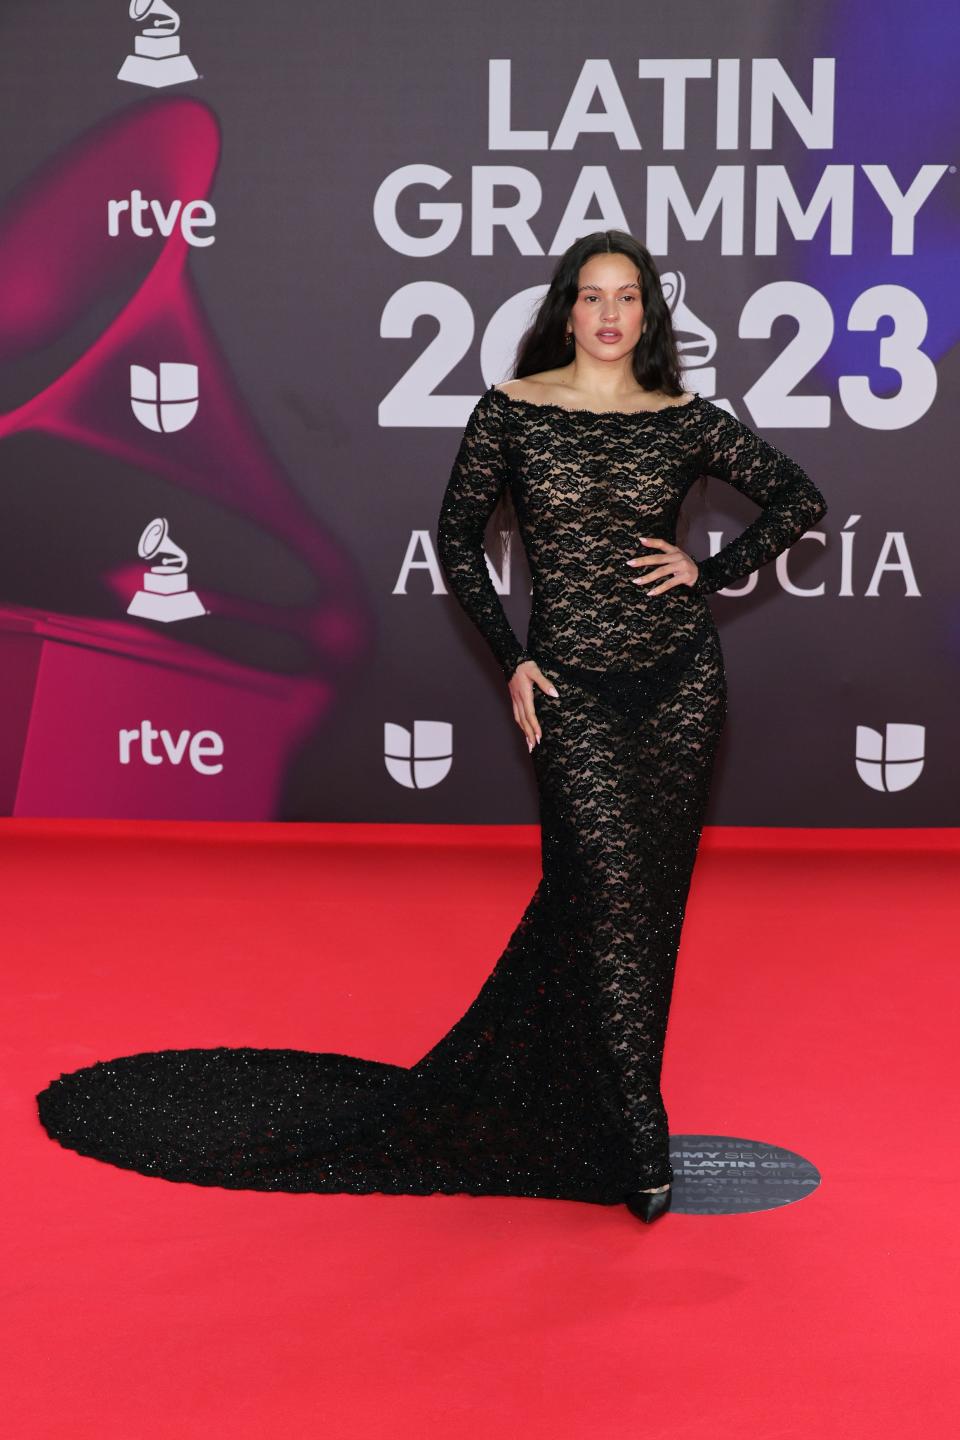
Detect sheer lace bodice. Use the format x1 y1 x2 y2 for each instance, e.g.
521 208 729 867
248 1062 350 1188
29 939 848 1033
437 385 827 680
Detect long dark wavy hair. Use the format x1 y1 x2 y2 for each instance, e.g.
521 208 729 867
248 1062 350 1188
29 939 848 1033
491 229 704 542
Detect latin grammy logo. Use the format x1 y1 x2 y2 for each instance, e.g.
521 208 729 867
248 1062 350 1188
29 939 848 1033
659 270 716 396
117 0 199 89
127 517 207 622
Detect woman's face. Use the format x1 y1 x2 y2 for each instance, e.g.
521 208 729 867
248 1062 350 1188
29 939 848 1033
567 252 645 359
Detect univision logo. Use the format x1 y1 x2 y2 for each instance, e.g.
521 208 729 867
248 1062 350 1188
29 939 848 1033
855 723 924 792
384 722 452 789
130 363 198 433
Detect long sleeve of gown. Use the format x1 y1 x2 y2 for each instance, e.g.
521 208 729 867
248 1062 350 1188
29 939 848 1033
690 405 828 597
437 391 532 682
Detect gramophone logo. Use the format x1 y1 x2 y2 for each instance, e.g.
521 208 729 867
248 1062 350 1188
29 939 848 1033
127 518 207 622
130 363 198 433
117 1 199 89
659 270 718 398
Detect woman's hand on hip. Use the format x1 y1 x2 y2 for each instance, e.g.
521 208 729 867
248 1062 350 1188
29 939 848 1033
509 660 560 752
626 536 699 594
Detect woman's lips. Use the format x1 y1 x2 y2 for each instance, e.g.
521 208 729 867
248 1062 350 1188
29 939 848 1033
596 330 623 343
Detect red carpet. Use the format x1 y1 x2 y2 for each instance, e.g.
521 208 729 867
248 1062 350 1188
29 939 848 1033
2 820 956 1438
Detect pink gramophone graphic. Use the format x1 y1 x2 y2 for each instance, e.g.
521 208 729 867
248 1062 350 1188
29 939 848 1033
0 97 373 817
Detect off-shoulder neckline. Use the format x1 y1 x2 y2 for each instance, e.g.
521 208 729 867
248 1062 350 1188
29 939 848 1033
487 383 702 420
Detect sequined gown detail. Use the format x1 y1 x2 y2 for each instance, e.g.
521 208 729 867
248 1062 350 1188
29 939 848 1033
36 387 826 1204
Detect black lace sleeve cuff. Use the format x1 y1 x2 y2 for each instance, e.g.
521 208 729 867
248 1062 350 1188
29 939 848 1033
504 647 535 683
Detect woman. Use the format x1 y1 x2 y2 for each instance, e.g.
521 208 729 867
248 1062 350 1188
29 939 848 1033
36 230 826 1227
433 230 827 1222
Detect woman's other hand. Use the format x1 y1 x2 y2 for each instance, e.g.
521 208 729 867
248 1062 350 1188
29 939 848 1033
509 659 560 752
626 536 699 594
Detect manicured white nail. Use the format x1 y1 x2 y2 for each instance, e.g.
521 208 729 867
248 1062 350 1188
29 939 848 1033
549 687 559 697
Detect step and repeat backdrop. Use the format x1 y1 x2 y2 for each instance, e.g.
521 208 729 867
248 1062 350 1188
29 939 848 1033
0 0 954 823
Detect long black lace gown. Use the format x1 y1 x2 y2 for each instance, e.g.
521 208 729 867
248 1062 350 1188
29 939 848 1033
36 386 826 1205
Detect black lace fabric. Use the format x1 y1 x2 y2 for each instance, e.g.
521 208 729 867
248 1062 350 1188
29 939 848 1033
36 387 826 1204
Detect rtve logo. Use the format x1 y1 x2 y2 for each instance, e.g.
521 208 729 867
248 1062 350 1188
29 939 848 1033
384 722 452 789
855 723 924 792
119 722 224 775
107 191 216 247
131 363 198 433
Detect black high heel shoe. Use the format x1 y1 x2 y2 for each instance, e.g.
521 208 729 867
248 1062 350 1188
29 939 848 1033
625 1184 672 1224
